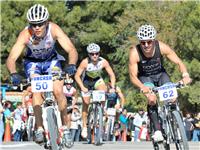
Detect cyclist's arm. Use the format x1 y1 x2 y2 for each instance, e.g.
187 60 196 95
51 22 78 65
6 30 27 74
159 41 189 75
129 47 145 90
116 87 125 107
74 59 87 90
103 59 116 89
72 88 78 106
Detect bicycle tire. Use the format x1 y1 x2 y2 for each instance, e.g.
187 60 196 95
171 111 189 150
27 117 34 141
47 107 59 150
87 106 94 144
94 105 103 145
105 118 112 141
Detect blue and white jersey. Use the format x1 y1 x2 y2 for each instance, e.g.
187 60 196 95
24 23 56 60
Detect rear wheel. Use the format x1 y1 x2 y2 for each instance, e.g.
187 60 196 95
94 105 103 145
171 111 189 150
27 116 34 141
47 107 60 150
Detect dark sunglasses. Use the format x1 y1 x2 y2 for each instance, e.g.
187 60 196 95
140 40 153 46
30 22 46 28
89 52 100 56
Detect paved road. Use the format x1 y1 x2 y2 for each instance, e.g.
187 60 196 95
1 141 199 150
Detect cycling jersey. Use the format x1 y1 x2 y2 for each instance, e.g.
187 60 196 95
136 40 166 76
84 57 104 79
81 57 105 91
25 24 60 61
63 86 76 105
23 23 65 77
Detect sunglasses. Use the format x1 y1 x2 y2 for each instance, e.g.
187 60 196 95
140 40 153 46
89 52 100 56
30 22 46 28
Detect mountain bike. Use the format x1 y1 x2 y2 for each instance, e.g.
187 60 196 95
30 73 73 150
150 82 189 150
87 90 105 145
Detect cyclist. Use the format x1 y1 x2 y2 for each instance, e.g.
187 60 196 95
106 82 125 111
6 4 78 143
129 24 192 142
63 77 78 130
75 43 116 138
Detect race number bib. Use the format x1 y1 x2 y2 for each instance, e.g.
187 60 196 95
31 75 53 92
92 90 105 102
157 84 178 101
107 108 116 116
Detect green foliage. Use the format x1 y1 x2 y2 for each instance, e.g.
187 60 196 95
1 1 199 112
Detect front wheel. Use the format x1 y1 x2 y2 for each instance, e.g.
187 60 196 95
94 105 103 145
171 111 189 150
47 107 60 150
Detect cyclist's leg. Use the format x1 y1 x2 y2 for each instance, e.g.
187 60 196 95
24 61 45 142
66 102 72 130
139 76 163 141
81 92 91 138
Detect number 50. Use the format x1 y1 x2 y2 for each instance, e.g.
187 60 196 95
36 82 48 90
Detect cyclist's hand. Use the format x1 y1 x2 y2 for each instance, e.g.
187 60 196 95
109 88 115 93
115 104 121 110
63 64 76 76
11 73 22 86
181 76 192 85
140 86 151 94
81 87 88 93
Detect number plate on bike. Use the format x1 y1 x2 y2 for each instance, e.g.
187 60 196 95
31 75 53 92
157 84 178 101
92 90 105 102
107 108 116 116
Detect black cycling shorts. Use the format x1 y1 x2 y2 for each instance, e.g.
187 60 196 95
139 72 171 87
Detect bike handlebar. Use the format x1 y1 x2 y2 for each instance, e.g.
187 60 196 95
151 82 184 93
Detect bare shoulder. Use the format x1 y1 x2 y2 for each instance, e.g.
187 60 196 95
129 45 139 63
158 40 173 55
101 57 110 67
50 22 65 38
17 28 31 44
79 58 88 67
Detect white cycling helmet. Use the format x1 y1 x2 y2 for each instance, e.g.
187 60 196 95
87 43 100 53
27 4 49 24
65 78 73 84
137 24 157 41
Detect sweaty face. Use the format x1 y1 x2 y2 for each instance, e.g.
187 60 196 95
140 40 155 53
89 52 100 62
30 21 47 38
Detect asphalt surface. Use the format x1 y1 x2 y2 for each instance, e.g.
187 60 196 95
1 141 199 150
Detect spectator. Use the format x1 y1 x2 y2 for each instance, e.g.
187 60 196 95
119 108 129 141
12 102 24 141
184 113 194 141
0 99 4 143
70 106 81 142
127 113 135 142
133 108 148 142
138 121 150 141
192 112 200 142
